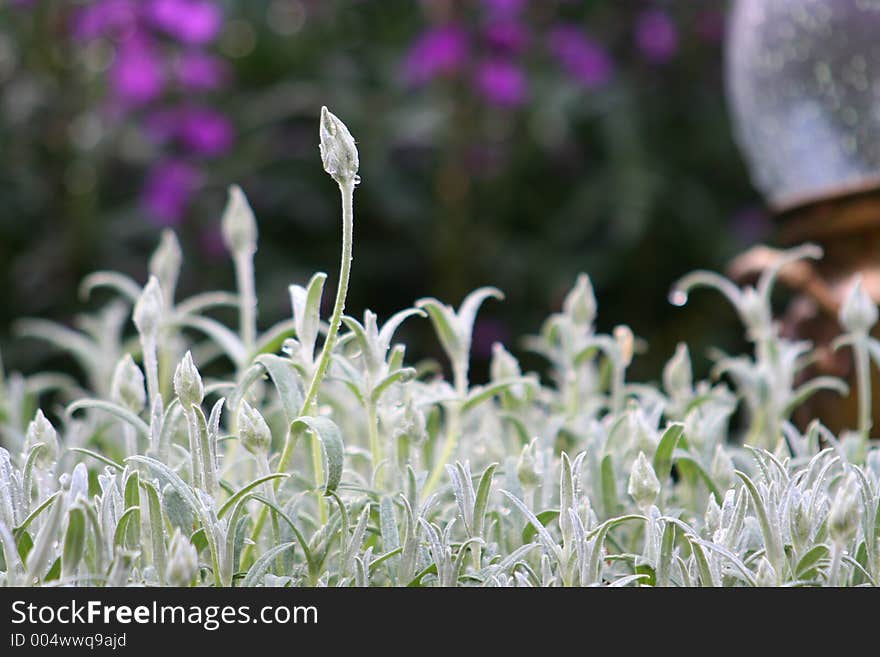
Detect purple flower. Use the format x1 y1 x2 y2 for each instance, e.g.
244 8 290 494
176 52 230 91
71 0 139 41
548 25 614 88
634 9 678 64
142 160 201 225
176 107 235 156
110 37 165 105
403 25 469 85
474 59 527 107
484 20 529 55
146 0 224 45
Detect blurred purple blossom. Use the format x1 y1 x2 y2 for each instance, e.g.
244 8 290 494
176 52 230 91
475 59 528 107
71 0 139 41
731 205 771 245
403 25 469 85
634 9 678 64
142 160 201 225
484 20 529 55
145 0 224 45
548 25 614 88
111 37 166 106
175 107 236 156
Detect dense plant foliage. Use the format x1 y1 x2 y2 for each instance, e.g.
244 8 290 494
1 110 877 588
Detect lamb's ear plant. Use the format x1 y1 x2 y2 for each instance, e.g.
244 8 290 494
2 108 880 588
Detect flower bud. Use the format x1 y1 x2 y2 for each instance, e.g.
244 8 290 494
110 354 146 414
133 276 164 339
490 342 520 383
220 185 257 255
828 473 862 544
516 438 541 488
165 528 199 586
25 409 59 466
839 276 878 334
562 273 596 328
148 230 182 304
710 445 735 491
173 351 204 408
704 496 722 537
319 106 359 186
392 398 427 446
627 451 660 509
755 557 777 587
663 342 692 398
614 325 635 367
238 400 271 456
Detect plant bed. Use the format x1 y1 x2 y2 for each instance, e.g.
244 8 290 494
0 110 877 588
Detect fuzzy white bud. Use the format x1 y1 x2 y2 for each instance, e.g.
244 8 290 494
221 185 258 255
165 528 199 586
148 230 182 303
173 351 204 408
319 106 359 186
627 451 661 509
663 342 692 398
563 273 596 328
110 354 146 414
133 276 164 339
25 409 59 466
828 473 862 544
516 438 541 488
839 276 878 334
238 400 271 456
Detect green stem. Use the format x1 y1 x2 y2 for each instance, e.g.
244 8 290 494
828 541 844 587
234 249 257 357
855 336 872 440
368 401 382 490
421 361 467 500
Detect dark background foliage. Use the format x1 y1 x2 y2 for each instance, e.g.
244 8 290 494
0 0 763 384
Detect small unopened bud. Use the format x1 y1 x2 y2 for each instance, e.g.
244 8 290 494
221 185 257 255
319 106 359 186
148 230 182 303
25 409 59 466
516 438 541 488
173 351 204 408
133 276 164 339
790 489 812 546
490 343 520 383
739 287 770 333
839 276 878 334
614 325 634 367
828 473 862 544
663 342 692 398
238 400 271 456
710 445 735 491
110 354 146 413
165 528 199 586
627 451 660 509
392 398 427 446
562 273 596 328
755 557 777 587
704 496 722 537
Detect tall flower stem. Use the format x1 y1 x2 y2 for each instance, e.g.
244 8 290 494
422 361 467 500
234 251 257 355
854 337 872 440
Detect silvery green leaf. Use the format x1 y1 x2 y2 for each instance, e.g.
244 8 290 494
25 492 65 584
290 416 344 494
61 502 86 580
242 542 297 587
66 399 150 439
255 354 305 423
